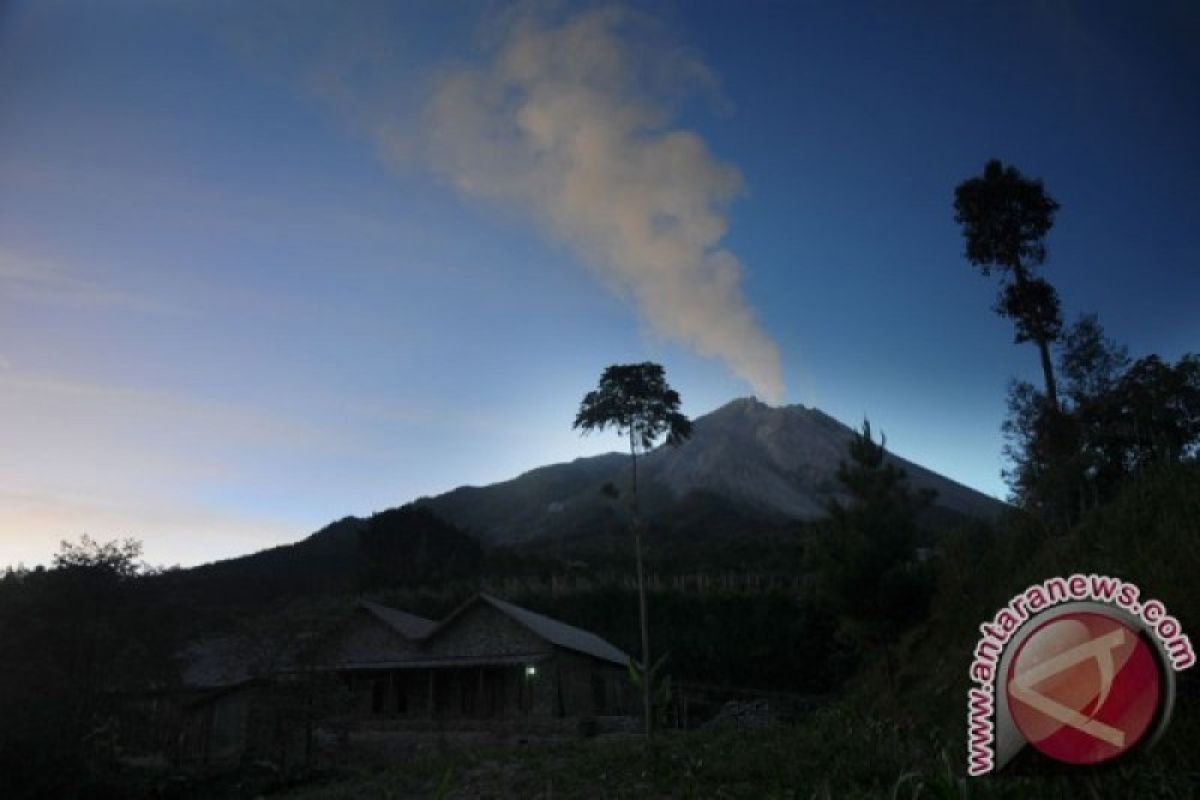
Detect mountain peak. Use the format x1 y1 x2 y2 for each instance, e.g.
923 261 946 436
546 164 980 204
713 396 771 414
418 397 1006 545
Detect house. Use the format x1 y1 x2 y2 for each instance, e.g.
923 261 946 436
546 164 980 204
329 594 633 721
179 593 634 763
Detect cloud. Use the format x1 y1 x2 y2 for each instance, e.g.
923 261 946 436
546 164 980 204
0 249 186 316
422 6 784 402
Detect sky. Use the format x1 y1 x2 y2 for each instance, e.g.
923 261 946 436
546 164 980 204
1 1 1197 568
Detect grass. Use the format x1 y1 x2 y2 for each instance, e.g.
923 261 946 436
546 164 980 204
273 701 1199 799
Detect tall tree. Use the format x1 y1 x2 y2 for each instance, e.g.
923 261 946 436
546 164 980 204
818 420 934 693
1003 312 1200 515
954 159 1064 407
573 363 692 738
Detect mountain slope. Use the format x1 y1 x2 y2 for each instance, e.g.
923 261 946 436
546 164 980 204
419 398 1006 544
153 398 1006 608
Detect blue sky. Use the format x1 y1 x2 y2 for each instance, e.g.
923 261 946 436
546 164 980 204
2 1 1196 567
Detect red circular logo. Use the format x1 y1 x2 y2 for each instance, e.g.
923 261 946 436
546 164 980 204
1006 611 1161 765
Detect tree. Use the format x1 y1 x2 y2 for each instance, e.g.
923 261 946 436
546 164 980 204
1059 315 1130 509
51 535 146 578
357 504 481 590
0 537 177 797
954 159 1064 407
1060 313 1130 404
818 420 934 693
1002 312 1200 516
573 363 692 738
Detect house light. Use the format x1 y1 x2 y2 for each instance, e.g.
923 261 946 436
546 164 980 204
524 665 537 678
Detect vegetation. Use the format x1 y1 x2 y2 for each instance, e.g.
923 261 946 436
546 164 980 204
0 537 181 799
358 505 482 590
274 694 1197 799
573 362 694 738
953 159 1064 406
814 420 934 693
1003 314 1200 522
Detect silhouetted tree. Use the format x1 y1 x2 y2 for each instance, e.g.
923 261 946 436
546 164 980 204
0 537 177 798
818 420 934 693
954 159 1064 406
573 362 692 738
1112 354 1200 469
1001 379 1078 517
1060 314 1131 404
1003 312 1200 515
1059 315 1131 509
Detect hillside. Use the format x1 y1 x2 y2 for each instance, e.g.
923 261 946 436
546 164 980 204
420 397 1006 544
152 398 1005 608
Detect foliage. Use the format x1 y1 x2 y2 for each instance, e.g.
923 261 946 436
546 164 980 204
875 461 1200 786
0 537 182 799
275 698 1198 798
51 534 149 577
952 160 1059 275
953 159 1063 404
995 275 1063 346
357 504 482 590
815 420 935 691
573 362 693 455
1002 313 1200 518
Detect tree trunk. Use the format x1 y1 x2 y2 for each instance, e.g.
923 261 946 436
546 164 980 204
1014 266 1059 409
1036 336 1059 409
629 430 653 739
635 522 652 738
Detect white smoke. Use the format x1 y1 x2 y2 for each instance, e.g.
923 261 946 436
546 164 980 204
425 6 784 403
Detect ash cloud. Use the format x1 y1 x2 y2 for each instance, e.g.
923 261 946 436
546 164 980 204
424 6 784 403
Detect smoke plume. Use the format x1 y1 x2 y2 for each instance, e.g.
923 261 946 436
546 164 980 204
426 6 784 402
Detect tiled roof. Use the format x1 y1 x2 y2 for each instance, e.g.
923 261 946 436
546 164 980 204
179 637 255 688
183 594 628 688
478 593 629 666
359 599 437 639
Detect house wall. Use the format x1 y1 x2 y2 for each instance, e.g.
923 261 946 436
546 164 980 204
408 604 563 717
208 690 249 761
556 649 593 716
554 650 632 716
181 686 253 765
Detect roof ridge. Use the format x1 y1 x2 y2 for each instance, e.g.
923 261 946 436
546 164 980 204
358 599 437 639
477 593 628 666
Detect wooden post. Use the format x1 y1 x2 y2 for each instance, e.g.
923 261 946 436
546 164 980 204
428 670 435 719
